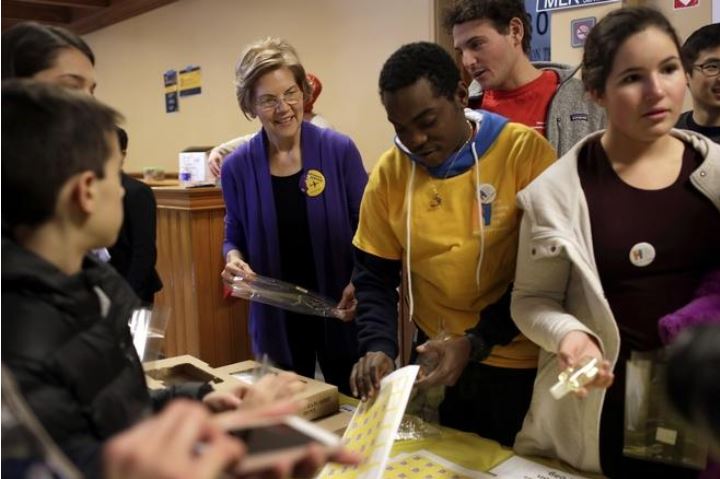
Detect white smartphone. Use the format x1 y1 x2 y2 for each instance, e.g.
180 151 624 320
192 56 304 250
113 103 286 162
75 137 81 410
228 415 343 474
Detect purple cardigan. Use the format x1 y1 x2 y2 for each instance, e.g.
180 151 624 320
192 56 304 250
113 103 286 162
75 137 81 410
221 121 368 365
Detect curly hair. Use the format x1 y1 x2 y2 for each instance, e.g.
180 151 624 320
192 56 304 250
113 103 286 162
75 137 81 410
379 42 460 101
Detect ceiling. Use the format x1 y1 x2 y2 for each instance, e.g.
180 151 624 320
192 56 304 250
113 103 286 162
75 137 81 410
2 0 179 35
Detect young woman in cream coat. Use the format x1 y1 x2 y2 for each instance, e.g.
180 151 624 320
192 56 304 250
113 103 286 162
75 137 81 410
511 7 720 478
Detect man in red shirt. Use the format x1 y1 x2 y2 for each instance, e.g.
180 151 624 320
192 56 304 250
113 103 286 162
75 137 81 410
445 0 605 156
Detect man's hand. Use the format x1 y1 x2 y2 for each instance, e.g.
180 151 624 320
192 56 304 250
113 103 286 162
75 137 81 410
557 330 614 398
414 336 471 388
208 146 225 178
335 282 357 322
265 442 362 479
214 400 361 479
350 351 394 400
103 400 244 479
202 371 305 413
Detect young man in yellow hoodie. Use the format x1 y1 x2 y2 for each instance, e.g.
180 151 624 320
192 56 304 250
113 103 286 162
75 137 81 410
349 42 555 445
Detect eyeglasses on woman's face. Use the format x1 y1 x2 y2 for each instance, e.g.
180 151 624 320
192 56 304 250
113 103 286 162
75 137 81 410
255 86 303 111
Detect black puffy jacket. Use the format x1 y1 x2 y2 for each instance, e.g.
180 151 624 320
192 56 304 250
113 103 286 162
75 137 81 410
1 239 208 477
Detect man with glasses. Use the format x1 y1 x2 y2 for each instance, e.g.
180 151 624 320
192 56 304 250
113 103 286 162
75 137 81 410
678 23 720 143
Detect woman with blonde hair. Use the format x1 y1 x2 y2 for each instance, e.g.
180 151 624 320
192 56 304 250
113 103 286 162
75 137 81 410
220 38 367 393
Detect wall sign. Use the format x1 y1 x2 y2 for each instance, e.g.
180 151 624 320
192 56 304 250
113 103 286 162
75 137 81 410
571 17 596 48
163 69 178 113
537 0 619 13
525 0 551 61
179 65 202 97
673 0 698 9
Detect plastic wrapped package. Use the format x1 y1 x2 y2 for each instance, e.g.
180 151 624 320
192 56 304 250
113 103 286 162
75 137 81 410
226 273 342 319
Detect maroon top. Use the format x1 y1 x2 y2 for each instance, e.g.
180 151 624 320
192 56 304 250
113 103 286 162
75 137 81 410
578 138 720 357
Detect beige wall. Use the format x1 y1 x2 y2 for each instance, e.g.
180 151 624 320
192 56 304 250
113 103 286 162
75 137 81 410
84 0 434 173
550 3 622 67
650 0 712 45
550 1 712 110
551 1 713 67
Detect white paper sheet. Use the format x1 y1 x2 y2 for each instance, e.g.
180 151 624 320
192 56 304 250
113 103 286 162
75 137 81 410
490 456 590 479
317 365 419 479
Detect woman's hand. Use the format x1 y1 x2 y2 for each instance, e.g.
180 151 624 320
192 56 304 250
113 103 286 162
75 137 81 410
557 330 614 397
335 282 357 322
222 253 256 283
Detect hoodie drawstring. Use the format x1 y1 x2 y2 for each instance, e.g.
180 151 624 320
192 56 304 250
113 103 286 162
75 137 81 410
405 162 417 322
404 121 487 324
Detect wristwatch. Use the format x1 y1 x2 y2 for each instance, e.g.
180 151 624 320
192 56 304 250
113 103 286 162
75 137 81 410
464 330 491 363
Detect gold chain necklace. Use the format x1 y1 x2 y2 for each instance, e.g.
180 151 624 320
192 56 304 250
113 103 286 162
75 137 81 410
429 120 474 209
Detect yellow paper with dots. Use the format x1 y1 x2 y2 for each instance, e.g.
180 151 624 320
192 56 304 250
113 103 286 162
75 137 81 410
318 365 420 479
385 450 493 479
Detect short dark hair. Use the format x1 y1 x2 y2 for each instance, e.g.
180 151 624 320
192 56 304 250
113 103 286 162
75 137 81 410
681 23 720 74
117 127 129 153
443 0 532 55
582 7 682 95
379 42 460 101
1 21 95 80
1 80 122 230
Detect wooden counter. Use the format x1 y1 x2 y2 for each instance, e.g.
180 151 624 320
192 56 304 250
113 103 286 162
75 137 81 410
152 186 251 366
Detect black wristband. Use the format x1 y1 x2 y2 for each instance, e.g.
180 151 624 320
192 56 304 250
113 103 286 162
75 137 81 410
465 331 491 363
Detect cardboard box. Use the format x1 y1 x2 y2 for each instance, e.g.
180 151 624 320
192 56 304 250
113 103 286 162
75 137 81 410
215 360 339 421
143 354 239 391
314 410 353 435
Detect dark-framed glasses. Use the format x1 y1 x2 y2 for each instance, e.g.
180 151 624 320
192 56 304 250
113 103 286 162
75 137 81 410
693 60 720 78
256 88 303 111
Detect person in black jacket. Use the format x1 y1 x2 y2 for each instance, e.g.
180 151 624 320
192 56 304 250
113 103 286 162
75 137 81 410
109 127 163 304
0 80 213 478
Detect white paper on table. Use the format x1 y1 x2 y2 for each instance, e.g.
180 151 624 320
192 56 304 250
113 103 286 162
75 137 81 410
489 456 590 479
385 449 493 478
317 365 420 479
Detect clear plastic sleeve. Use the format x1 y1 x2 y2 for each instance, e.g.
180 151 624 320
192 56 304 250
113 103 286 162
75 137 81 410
128 306 170 361
226 273 342 319
623 349 708 470
395 326 448 441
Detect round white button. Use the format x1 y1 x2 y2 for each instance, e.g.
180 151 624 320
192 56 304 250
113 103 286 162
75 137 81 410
629 242 656 267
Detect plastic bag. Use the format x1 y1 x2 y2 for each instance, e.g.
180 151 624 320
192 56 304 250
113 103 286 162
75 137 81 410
623 349 708 470
226 273 342 319
128 307 169 361
395 326 448 441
